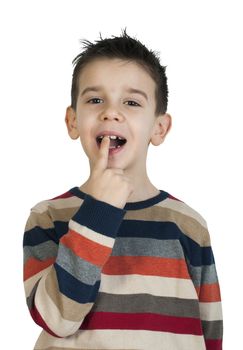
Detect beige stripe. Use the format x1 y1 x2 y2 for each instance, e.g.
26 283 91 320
24 266 52 297
24 210 55 231
100 274 198 300
25 206 81 232
159 197 207 227
31 196 82 214
34 329 206 350
47 206 81 223
199 301 223 321
45 267 93 322
124 204 210 246
35 273 82 337
69 220 115 248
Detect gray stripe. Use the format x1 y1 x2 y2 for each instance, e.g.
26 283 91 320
188 263 219 286
91 292 200 318
24 240 58 264
112 237 184 259
202 320 223 339
56 243 100 285
26 279 40 309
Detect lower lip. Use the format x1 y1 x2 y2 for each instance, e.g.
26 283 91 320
108 145 125 156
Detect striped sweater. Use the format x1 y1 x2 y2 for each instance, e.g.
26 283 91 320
23 186 223 350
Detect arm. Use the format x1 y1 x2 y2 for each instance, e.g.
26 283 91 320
23 194 126 338
184 227 223 349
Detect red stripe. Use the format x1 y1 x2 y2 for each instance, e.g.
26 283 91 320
24 257 55 281
80 312 203 335
30 302 61 338
205 339 222 350
196 283 221 302
49 190 74 200
61 230 111 266
168 194 183 202
102 256 190 279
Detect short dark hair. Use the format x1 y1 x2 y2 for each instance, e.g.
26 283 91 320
71 29 168 116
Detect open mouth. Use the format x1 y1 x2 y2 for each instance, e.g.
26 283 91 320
96 135 127 149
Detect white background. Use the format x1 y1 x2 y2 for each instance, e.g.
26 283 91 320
0 0 242 348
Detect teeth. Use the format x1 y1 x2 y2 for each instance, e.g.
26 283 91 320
97 135 124 140
109 145 121 149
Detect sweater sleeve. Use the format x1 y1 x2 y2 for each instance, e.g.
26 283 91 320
184 225 223 350
23 194 126 338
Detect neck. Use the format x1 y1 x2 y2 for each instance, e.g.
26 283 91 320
80 166 159 203
126 180 160 202
121 163 160 202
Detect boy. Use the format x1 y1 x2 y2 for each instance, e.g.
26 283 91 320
23 30 223 349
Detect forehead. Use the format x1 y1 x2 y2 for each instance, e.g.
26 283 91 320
78 58 156 98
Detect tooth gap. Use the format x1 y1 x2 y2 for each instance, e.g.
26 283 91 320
97 135 127 146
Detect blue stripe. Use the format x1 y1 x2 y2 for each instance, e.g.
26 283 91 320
72 194 126 238
118 221 181 240
23 221 68 246
23 227 57 246
54 263 100 303
180 234 214 266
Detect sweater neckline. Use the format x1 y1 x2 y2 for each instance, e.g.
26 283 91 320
69 186 169 210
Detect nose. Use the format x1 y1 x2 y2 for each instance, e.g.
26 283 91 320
99 104 124 122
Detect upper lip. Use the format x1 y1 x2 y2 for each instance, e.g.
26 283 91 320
95 130 127 140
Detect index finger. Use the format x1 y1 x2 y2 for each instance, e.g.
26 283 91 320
94 136 110 172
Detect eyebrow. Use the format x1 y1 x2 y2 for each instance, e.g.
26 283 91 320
81 86 103 96
126 88 148 101
81 86 148 101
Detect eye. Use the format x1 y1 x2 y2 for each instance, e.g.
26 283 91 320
87 98 103 104
125 100 141 107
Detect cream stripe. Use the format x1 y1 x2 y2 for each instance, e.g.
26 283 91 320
100 274 198 300
69 220 115 248
32 196 82 214
199 301 223 321
35 329 206 350
24 266 52 297
35 273 82 337
157 198 207 229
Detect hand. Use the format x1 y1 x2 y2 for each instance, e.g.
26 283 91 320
80 136 134 209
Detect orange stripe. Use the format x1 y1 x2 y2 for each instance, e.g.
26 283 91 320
196 283 221 302
24 257 55 281
102 256 190 279
61 229 111 267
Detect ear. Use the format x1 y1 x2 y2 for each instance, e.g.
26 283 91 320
65 106 80 140
150 113 172 146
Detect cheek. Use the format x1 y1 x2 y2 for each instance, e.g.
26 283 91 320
77 126 93 154
77 115 92 137
136 124 151 143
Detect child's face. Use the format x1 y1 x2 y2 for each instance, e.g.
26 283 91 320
66 58 170 172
